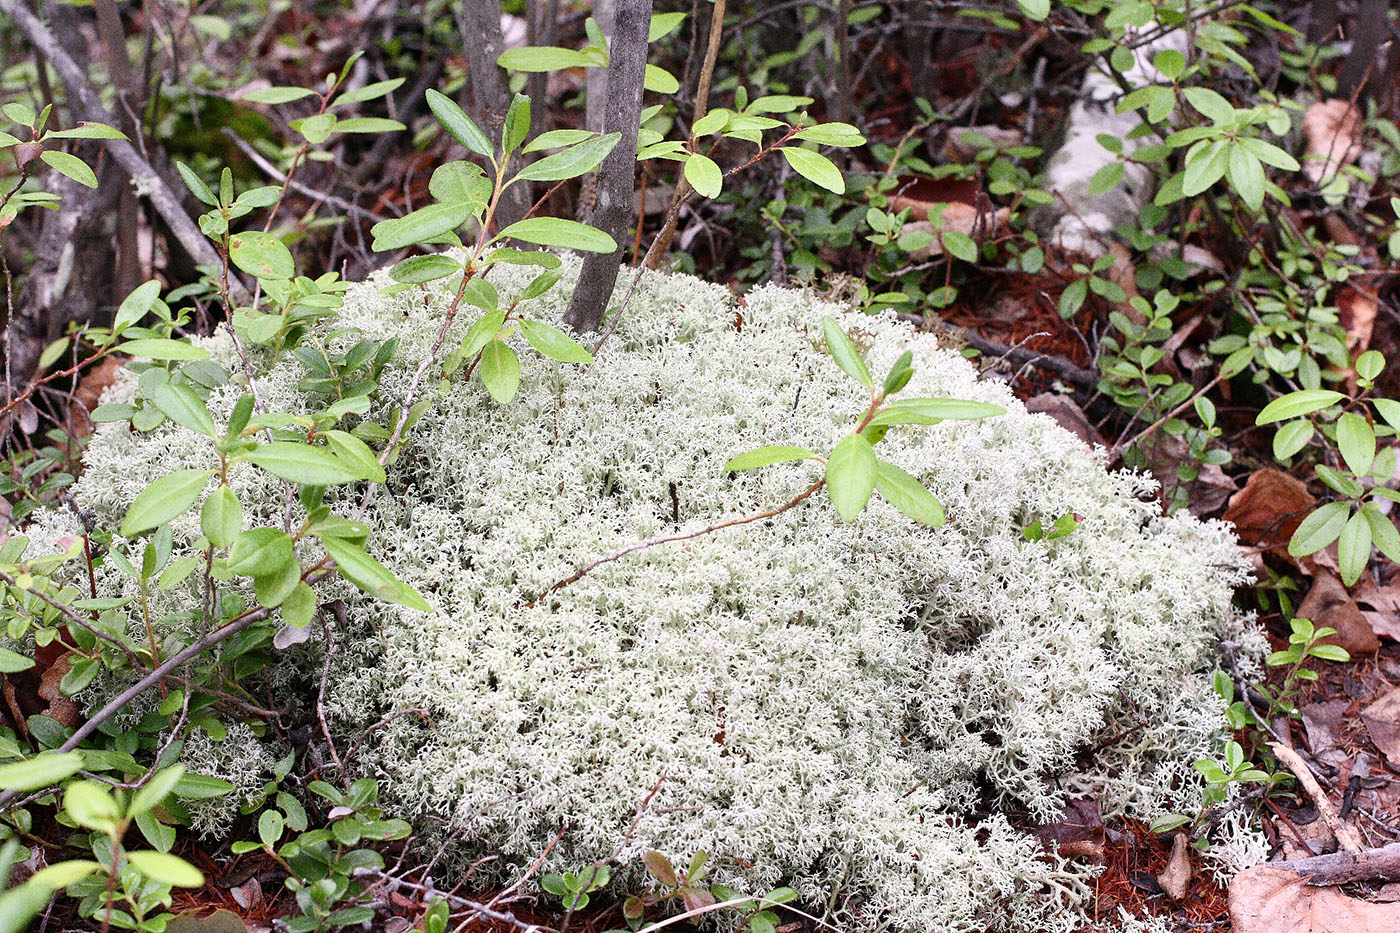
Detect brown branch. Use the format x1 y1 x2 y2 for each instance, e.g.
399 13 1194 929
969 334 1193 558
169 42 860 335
1268 843 1400 885
1271 742 1365 853
528 478 825 607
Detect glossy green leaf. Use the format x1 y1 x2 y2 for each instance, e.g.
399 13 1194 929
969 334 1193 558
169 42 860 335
120 469 211 537
520 319 594 363
322 537 431 611
425 88 492 158
201 485 243 548
1256 390 1345 424
821 316 872 387
370 201 476 252
825 433 876 522
1227 144 1266 211
0 751 83 792
724 446 818 471
874 461 945 527
1374 398 1400 433
0 646 34 674
1336 411 1376 477
497 46 595 72
514 133 620 183
114 280 162 333
1272 419 1313 461
151 383 216 437
503 94 530 155
45 121 126 140
323 430 387 483
644 65 680 94
497 217 617 253
242 86 316 104
39 150 96 188
282 582 317 629
229 230 294 280
428 161 491 205
117 338 211 361
778 146 845 194
1363 504 1400 565
127 851 204 887
683 152 723 198
889 398 1005 420
129 766 185 817
171 772 235 800
228 528 295 577
389 254 461 284
1288 501 1351 557
479 340 521 403
1182 140 1228 197
64 781 119 831
245 441 365 485
1337 509 1372 587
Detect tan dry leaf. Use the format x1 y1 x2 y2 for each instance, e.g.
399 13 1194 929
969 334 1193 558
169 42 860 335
1230 864 1400 933
1303 100 1363 184
37 653 82 728
1361 687 1400 771
1158 832 1193 901
1224 469 1316 553
1297 572 1380 656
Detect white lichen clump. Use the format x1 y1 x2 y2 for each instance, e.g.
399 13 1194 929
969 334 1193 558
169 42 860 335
40 259 1261 931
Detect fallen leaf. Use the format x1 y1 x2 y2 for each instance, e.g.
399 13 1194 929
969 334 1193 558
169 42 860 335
1297 573 1380 656
1338 286 1378 361
1303 99 1363 184
1300 700 1351 768
37 653 82 728
1225 470 1316 553
1230 863 1400 932
1025 394 1104 451
1028 797 1105 860
1361 687 1400 770
1157 832 1193 901
167 910 248 933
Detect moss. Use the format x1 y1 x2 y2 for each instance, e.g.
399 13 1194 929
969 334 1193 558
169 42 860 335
35 258 1263 931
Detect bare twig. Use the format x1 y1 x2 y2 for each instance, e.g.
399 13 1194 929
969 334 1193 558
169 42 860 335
1271 741 1365 853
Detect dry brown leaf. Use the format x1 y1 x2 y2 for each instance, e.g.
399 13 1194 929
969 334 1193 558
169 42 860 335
1303 100 1363 184
1225 469 1316 553
1157 832 1193 901
1025 394 1104 452
1338 286 1378 360
37 653 81 728
1297 573 1380 656
1230 864 1400 933
1028 798 1105 860
1361 687 1400 770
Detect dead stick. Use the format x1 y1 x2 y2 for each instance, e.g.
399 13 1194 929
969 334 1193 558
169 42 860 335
1267 843 1400 885
1270 742 1365 853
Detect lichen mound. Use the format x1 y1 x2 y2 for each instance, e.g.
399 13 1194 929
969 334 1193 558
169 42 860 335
50 260 1257 931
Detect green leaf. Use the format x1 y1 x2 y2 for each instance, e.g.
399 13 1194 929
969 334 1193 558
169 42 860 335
26 860 102 890
497 46 595 72
1182 140 1229 197
724 446 818 471
1256 390 1345 424
171 772 235 800
259 808 284 847
242 86 316 104
1183 86 1236 123
428 161 491 205
1363 504 1400 565
825 433 877 522
503 94 531 155
1288 501 1351 557
873 461 945 527
64 781 119 831
682 152 723 198
201 485 243 549
942 231 978 263
120 469 211 537
882 351 914 397
514 133 620 183
371 202 476 253
1338 509 1372 587
39 150 97 188
1090 161 1125 196
1272 420 1313 461
245 441 365 485
497 217 617 253
1336 411 1376 477
777 146 845 194
524 129 597 153
151 383 217 437
0 751 83 792
175 161 217 206
229 230 295 280
322 537 431 611
282 582 317 629
127 851 204 887
389 254 461 284
790 122 864 146
425 88 492 158
644 65 680 94
114 280 162 333
0 646 34 674
888 398 1005 420
130 766 185 817
1059 278 1088 318
1227 144 1266 211
228 528 295 577
44 121 126 140
649 11 687 40
330 117 406 134
1374 398 1400 433
479 340 521 404
117 338 211 361
323 430 387 484
520 319 594 363
821 316 872 387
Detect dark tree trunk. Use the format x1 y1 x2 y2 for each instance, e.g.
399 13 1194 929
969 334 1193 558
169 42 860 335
561 0 650 334
460 0 531 229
